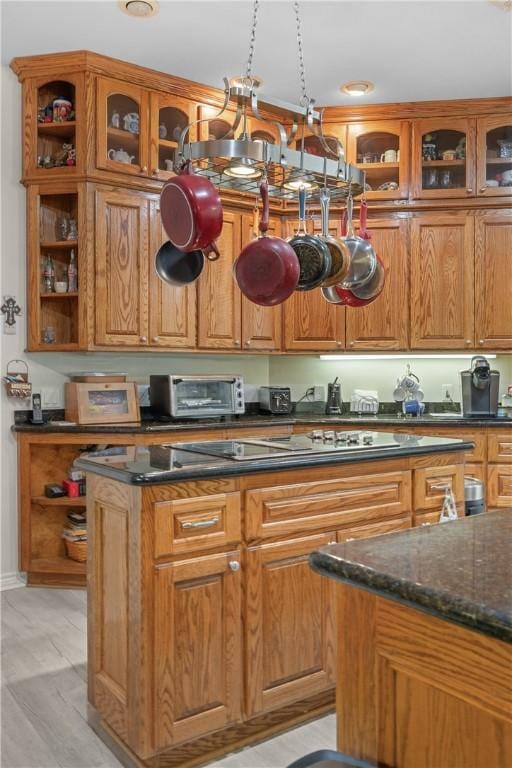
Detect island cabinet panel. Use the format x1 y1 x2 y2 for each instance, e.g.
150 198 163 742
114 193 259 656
474 210 512 350
148 201 197 348
95 188 149 345
153 492 241 558
154 550 242 749
487 465 512 507
336 516 411 542
197 211 242 349
410 212 475 349
245 470 412 541
245 533 336 717
345 217 409 350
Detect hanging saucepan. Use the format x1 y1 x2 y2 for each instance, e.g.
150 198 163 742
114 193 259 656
340 192 377 289
155 240 220 287
318 188 351 287
234 179 300 306
160 161 222 256
288 187 331 291
349 199 386 300
335 254 386 306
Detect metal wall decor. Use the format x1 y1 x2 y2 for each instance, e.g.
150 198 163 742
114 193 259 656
173 1 364 201
1 296 21 327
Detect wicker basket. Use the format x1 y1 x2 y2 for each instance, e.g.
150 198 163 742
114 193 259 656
65 538 87 563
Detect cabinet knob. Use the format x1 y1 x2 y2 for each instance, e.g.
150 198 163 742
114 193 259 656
479 339 484 345
141 165 148 173
479 186 487 193
228 560 240 572
245 340 251 346
349 341 354 347
152 336 160 343
234 340 241 347
152 169 159 176
465 339 472 345
336 341 342 347
328 540 336 546
466 188 473 194
140 336 147 342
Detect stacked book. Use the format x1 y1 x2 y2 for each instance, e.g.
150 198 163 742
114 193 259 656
62 510 87 543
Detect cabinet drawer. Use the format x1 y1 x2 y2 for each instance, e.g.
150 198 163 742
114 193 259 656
337 516 411 543
414 464 464 512
487 464 512 507
154 493 241 558
488 433 512 463
245 471 412 541
465 462 486 484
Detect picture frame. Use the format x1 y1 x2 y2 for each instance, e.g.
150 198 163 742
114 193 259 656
65 382 140 425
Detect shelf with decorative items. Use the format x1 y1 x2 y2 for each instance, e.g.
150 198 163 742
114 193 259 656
412 118 476 198
476 115 512 197
27 184 85 350
346 120 410 199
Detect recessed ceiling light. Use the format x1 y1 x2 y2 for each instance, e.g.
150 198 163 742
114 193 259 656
118 0 159 18
229 75 264 90
340 80 374 97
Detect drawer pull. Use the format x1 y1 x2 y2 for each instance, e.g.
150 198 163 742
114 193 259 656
181 516 219 530
431 484 452 492
228 560 240 572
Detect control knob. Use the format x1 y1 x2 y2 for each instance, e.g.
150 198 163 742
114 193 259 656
348 433 360 445
362 433 374 446
311 430 324 441
323 430 335 441
335 432 348 443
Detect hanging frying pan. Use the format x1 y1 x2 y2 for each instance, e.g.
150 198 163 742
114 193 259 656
155 240 219 287
234 179 300 306
340 192 377 289
318 188 351 287
160 161 222 254
288 187 331 291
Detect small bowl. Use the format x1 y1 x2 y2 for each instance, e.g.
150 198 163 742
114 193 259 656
54 282 68 293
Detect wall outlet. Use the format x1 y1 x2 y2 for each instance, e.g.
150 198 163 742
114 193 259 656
137 384 150 407
41 386 62 408
442 383 454 401
313 385 325 402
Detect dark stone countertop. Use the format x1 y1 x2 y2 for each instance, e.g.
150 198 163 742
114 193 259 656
310 510 512 643
75 434 473 485
11 410 512 433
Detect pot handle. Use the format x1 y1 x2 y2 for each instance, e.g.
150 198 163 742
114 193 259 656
259 179 269 235
205 241 220 261
359 199 368 237
295 186 308 235
346 193 355 238
320 188 330 239
340 207 348 237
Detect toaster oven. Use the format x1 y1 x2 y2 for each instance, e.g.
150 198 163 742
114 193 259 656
150 375 245 419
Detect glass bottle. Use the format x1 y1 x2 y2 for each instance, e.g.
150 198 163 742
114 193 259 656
43 255 55 292
67 219 78 241
67 249 78 292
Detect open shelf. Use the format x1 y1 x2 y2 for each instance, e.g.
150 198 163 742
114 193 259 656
40 291 79 299
107 126 139 145
40 240 78 249
31 556 86 574
422 159 465 167
32 495 86 506
486 157 512 165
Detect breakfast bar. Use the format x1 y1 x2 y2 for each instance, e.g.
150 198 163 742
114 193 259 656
76 433 472 768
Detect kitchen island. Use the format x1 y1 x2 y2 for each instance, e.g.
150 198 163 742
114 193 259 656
310 512 512 768
76 433 472 768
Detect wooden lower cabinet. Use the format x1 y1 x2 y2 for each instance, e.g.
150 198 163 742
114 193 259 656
154 550 242 749
245 533 336 717
487 465 512 507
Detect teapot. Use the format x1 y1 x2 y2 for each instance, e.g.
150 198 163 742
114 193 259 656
108 148 135 164
123 112 139 134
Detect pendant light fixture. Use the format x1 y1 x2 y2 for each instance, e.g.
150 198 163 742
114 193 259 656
172 1 364 201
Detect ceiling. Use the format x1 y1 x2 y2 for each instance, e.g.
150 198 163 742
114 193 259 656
2 1 511 105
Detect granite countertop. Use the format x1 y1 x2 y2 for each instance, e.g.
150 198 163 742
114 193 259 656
12 411 512 433
310 510 512 643
75 434 473 485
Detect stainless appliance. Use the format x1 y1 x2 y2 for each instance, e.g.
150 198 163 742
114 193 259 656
460 356 499 417
325 377 342 415
259 386 292 415
150 374 245 419
170 431 400 461
464 476 485 516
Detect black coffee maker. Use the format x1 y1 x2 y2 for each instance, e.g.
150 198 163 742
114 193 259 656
461 356 499 417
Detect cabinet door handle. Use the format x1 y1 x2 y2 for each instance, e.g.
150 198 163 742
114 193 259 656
431 483 452 492
228 560 241 572
180 516 219 530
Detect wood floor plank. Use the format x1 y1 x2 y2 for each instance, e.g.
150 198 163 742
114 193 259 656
1 587 335 768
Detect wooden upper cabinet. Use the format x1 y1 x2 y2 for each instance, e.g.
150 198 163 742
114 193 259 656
412 118 476 199
24 73 85 181
474 210 512 350
476 115 512 197
245 533 335 717
240 213 282 351
96 77 149 177
283 218 345 351
410 212 474 349
149 93 196 182
197 211 242 349
346 120 410 200
148 201 197 348
95 188 149 346
346 217 409 350
197 104 248 142
154 551 242 749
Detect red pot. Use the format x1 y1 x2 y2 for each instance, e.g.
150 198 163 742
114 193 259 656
160 162 223 252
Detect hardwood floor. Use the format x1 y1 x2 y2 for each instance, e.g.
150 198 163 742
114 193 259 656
1 588 335 768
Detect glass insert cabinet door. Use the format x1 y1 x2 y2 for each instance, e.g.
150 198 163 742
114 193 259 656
412 118 476 198
347 120 410 199
476 116 512 197
149 93 196 180
96 77 149 176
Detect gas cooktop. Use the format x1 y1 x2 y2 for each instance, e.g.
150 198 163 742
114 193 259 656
170 431 400 462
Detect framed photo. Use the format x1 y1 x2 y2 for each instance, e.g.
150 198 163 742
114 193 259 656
65 382 140 425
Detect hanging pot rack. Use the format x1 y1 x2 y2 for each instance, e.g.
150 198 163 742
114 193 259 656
172 1 364 202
